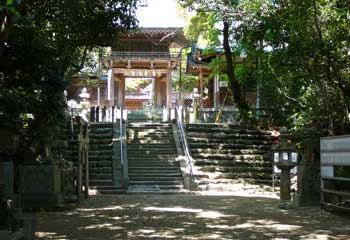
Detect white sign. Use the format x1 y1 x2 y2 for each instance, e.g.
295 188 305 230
219 81 228 87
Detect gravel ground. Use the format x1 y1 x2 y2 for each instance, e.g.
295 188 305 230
32 191 350 240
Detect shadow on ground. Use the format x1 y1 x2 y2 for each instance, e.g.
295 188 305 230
33 195 350 240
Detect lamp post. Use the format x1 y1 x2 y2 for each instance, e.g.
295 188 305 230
273 127 298 203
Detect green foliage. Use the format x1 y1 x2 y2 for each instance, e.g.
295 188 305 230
0 0 138 160
239 0 350 137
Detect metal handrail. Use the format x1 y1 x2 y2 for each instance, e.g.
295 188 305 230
119 106 128 188
176 106 194 191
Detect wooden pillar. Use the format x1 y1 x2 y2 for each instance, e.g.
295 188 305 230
214 74 219 108
155 77 161 108
199 68 203 98
166 68 172 108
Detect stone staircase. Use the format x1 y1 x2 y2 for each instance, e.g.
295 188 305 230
127 123 185 193
127 109 163 122
185 124 275 190
89 123 124 194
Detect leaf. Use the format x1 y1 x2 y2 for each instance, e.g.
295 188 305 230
6 0 13 6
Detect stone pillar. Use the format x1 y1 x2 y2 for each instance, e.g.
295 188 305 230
296 135 321 206
280 166 292 201
166 68 172 108
107 68 114 107
116 74 125 108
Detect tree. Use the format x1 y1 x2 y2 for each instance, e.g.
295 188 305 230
179 0 251 117
240 0 350 135
0 0 138 160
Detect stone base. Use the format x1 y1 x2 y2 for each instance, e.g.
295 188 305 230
0 230 10 240
297 161 321 206
21 193 62 208
19 165 63 208
293 193 320 207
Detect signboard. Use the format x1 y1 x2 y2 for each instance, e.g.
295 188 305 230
219 81 228 87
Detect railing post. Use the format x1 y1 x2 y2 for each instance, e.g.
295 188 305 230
102 106 106 122
83 121 89 199
90 106 95 122
96 106 100 122
75 116 83 201
112 106 115 123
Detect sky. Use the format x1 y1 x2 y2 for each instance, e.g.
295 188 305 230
136 0 187 28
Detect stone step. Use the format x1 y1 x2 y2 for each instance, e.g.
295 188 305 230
195 178 273 188
129 176 183 181
188 137 273 145
186 132 273 141
90 173 113 180
93 189 126 194
89 161 112 168
128 156 177 162
128 161 180 167
128 144 176 150
128 180 183 186
128 152 178 157
89 133 113 139
89 139 112 145
222 172 272 180
197 172 272 180
89 155 112 161
128 126 172 130
127 185 186 194
128 123 171 127
89 179 114 186
193 159 272 167
89 150 112 156
191 148 267 155
129 166 180 171
89 145 111 151
192 153 269 161
129 139 175 144
89 128 113 134
128 135 174 140
189 143 271 150
89 123 114 129
129 172 182 177
128 127 172 131
197 165 272 173
89 167 113 174
186 126 273 135
128 136 174 141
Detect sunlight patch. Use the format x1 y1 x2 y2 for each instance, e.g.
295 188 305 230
196 211 233 219
77 206 123 212
82 223 112 229
143 207 202 213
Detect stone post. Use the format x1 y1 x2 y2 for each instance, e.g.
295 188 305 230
279 165 293 201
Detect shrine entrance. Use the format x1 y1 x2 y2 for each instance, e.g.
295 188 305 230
103 28 187 110
124 77 154 110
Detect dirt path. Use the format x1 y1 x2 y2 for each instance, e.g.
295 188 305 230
33 194 350 240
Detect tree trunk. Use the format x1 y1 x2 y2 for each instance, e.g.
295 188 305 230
222 20 249 112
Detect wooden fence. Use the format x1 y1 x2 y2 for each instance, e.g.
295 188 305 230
320 135 350 212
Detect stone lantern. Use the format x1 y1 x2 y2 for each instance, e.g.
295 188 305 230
274 127 298 203
79 87 90 109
